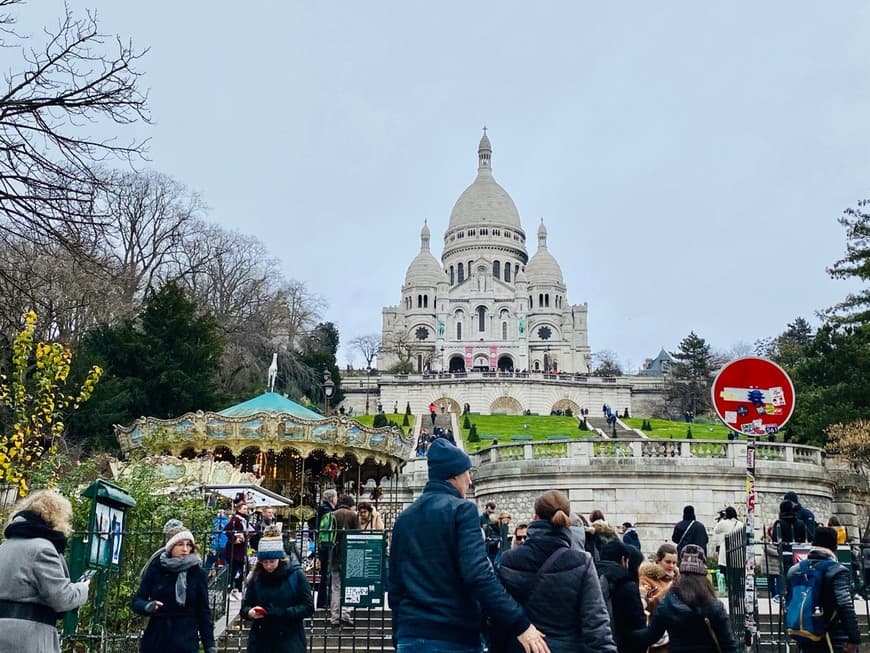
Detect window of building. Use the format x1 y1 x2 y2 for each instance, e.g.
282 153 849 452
502 322 508 339
468 229 476 236
504 262 511 282
449 266 454 285
480 228 488 235
493 260 500 279
539 293 544 307
545 293 550 307
477 307 486 332
423 295 428 308
529 294 533 308
457 322 462 339
458 263 464 282
417 295 422 308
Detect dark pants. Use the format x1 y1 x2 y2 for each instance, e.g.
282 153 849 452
230 558 245 591
317 546 333 608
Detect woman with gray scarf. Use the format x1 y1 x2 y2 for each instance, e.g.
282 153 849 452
132 529 216 653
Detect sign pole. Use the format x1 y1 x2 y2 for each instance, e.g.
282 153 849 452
744 433 758 650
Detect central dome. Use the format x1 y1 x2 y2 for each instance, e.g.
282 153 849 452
447 131 523 231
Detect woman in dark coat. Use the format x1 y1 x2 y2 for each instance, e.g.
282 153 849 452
132 529 216 653
631 544 736 653
241 530 314 653
496 490 617 653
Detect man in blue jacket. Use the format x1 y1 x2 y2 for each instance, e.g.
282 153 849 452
389 438 550 653
784 491 817 540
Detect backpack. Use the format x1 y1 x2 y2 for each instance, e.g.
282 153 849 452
318 511 336 547
785 558 839 644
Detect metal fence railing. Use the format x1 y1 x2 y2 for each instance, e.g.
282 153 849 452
724 528 870 652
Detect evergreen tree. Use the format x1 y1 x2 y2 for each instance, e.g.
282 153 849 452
667 331 719 418
468 424 479 442
825 198 870 326
68 281 224 451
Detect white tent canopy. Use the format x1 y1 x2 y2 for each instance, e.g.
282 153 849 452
201 484 294 508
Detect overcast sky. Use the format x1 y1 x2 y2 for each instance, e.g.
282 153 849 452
21 2 870 372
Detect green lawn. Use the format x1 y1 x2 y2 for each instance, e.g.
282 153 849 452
353 413 412 434
459 414 597 452
623 417 739 440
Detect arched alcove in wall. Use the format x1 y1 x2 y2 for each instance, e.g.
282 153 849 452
490 396 523 415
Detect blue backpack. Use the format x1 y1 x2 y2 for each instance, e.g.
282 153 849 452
785 558 839 644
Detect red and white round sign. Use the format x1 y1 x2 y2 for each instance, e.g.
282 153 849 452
710 356 796 436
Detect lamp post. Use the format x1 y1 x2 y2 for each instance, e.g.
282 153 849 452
364 367 371 415
322 368 335 416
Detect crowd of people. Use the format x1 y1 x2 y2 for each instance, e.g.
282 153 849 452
0 445 862 653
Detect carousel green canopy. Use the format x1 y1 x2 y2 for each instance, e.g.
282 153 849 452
114 392 413 498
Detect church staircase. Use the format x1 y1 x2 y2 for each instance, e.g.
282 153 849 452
584 416 637 439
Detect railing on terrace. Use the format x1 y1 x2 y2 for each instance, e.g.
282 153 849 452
378 370 635 384
473 439 824 467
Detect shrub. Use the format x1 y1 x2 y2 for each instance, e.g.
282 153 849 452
686 427 693 439
405 402 412 416
468 424 479 442
373 413 388 428
579 418 588 431
402 412 410 427
565 408 573 417
463 414 471 429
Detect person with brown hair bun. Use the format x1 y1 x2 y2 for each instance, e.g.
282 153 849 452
496 490 616 653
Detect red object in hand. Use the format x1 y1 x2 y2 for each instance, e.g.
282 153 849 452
253 607 267 616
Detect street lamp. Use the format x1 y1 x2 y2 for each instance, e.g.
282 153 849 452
364 367 371 415
322 368 335 416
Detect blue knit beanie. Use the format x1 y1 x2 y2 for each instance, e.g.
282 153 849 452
427 438 472 481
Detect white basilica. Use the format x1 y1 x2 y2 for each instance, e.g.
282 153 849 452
380 131 591 375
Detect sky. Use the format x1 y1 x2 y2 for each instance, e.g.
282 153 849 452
18 2 870 372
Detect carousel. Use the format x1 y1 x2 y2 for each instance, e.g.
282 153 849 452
114 390 414 522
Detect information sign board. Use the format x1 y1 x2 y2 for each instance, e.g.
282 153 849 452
341 531 386 608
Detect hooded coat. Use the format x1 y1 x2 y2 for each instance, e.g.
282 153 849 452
0 513 89 653
241 559 314 653
596 558 646 653
496 520 616 653
586 520 619 561
672 507 709 556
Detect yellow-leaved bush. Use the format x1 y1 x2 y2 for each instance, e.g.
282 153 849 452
0 312 102 496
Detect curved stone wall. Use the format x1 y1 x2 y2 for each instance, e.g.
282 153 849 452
396 438 868 556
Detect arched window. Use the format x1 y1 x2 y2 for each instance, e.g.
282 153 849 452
502 322 508 339
529 295 533 308
493 261 500 279
515 264 519 279
456 322 462 339
539 293 544 307
423 295 428 308
534 361 540 371
449 266 454 285
417 295 422 308
457 263 465 283
504 262 511 282
545 293 550 307
477 307 486 332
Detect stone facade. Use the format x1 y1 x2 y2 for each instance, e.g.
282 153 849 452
381 131 591 376
394 439 869 556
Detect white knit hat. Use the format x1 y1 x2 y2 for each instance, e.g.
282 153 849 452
164 529 195 553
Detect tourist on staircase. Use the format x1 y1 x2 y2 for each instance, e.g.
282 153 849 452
241 527 314 653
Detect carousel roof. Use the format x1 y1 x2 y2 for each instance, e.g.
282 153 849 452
218 392 324 420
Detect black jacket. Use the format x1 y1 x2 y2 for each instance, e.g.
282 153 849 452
389 480 530 648
132 556 215 653
672 519 709 556
631 589 737 653
496 521 616 653
596 560 647 653
241 560 314 653
786 548 860 652
774 515 808 544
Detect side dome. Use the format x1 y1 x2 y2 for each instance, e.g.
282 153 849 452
405 222 446 286
525 220 563 284
447 131 523 231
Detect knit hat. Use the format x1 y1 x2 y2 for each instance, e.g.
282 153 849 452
812 526 838 553
427 438 472 481
164 529 195 553
679 544 708 575
257 535 285 561
784 491 799 504
163 519 186 543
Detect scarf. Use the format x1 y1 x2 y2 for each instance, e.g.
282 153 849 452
3 510 68 554
159 552 201 606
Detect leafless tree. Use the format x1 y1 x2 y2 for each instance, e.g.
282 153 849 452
0 0 149 243
381 330 416 372
96 170 203 309
349 334 381 370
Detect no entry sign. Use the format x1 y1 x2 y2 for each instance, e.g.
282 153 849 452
711 356 795 436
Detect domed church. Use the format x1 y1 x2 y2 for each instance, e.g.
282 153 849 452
380 130 591 375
